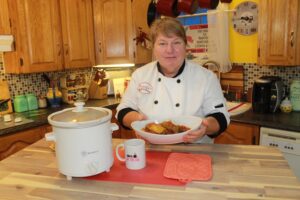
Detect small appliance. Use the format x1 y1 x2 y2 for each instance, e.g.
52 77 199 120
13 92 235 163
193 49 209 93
252 76 284 113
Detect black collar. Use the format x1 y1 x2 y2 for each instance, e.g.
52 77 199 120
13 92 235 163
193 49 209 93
157 60 185 78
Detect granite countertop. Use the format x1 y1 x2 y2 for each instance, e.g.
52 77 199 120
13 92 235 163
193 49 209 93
1 97 300 136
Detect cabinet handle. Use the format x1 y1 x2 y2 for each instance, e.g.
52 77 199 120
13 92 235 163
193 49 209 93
98 41 101 53
64 44 69 55
57 44 61 56
290 31 294 47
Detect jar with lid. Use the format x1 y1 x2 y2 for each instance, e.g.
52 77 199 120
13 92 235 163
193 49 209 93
13 95 28 112
26 93 38 110
290 79 300 111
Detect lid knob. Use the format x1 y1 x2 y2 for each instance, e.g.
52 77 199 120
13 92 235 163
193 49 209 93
73 102 86 112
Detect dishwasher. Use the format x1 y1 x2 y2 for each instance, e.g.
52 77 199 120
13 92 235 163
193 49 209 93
260 127 300 180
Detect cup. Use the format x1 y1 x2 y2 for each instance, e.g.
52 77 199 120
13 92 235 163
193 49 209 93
115 139 146 170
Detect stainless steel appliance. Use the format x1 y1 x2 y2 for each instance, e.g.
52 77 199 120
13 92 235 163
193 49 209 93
252 76 285 113
260 127 300 180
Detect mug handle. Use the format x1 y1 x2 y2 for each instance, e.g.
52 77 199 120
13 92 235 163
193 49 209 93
115 143 125 162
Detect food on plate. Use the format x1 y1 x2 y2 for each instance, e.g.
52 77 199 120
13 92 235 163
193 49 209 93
144 120 190 135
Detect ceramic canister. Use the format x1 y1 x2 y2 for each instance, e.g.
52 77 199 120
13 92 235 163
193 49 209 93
290 80 300 111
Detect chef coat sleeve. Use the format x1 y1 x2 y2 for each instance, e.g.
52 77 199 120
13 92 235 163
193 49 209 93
201 72 230 137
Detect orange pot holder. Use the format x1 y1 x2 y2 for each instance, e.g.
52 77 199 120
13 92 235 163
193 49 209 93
163 153 212 183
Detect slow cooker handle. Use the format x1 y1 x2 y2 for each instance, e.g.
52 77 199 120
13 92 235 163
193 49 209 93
45 132 56 142
110 123 119 132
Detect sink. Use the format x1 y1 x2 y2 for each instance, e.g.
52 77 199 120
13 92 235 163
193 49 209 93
226 101 252 116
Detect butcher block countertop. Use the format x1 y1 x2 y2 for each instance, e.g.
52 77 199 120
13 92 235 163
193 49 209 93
0 138 299 199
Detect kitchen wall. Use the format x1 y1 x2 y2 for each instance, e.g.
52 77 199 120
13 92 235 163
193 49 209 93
0 0 299 99
0 53 92 98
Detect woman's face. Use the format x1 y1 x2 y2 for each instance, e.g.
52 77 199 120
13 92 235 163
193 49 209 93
153 33 186 77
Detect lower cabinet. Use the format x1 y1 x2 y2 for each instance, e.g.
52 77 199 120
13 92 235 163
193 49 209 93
0 125 51 160
111 109 136 139
214 122 260 145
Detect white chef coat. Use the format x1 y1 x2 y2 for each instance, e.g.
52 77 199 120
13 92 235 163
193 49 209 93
116 60 230 143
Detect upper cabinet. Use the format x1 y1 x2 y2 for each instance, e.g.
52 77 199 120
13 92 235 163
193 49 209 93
93 0 152 65
2 0 95 74
258 0 300 66
60 0 95 69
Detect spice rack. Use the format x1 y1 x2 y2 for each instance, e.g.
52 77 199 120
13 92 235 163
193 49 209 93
60 73 89 104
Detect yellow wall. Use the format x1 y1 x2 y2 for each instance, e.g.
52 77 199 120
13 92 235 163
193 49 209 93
229 0 258 63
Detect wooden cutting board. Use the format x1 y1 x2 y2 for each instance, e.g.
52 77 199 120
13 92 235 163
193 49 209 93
0 80 13 115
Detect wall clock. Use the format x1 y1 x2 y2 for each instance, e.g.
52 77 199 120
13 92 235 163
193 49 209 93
232 1 258 35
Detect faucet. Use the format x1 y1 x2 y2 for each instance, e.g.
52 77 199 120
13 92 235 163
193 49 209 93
202 60 220 80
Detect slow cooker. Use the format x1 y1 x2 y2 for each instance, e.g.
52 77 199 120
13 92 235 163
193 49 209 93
46 102 118 180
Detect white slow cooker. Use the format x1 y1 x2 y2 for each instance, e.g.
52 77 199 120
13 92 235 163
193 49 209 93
46 102 118 180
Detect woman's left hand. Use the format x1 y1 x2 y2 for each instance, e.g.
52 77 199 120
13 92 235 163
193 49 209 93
182 119 208 143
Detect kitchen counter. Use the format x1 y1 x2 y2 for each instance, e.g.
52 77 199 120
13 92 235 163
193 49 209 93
231 109 300 132
1 97 300 137
0 138 299 199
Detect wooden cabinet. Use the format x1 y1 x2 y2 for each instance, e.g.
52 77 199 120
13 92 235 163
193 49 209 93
258 0 300 66
60 0 95 69
0 125 50 160
0 0 10 34
93 0 152 65
214 122 259 145
2 0 95 74
111 108 136 139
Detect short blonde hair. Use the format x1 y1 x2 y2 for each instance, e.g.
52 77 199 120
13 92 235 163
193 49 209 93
150 17 187 45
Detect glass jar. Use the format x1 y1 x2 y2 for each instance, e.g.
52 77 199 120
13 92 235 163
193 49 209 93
13 95 28 112
290 79 300 111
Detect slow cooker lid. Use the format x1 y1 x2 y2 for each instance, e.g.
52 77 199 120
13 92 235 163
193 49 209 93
50 102 109 123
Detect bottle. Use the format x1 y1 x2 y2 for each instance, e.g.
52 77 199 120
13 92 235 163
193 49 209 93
26 93 38 110
290 80 300 111
13 95 28 112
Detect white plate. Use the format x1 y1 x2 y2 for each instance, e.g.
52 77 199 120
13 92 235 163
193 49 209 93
131 116 202 144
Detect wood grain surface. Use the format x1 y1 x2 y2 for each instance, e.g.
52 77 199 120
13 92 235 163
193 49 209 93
0 138 299 200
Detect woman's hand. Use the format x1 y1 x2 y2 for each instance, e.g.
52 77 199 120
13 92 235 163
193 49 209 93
182 119 209 143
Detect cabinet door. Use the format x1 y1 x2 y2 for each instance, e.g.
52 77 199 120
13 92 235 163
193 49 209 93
131 0 152 64
4 0 63 73
0 0 11 34
60 0 95 69
258 0 299 66
93 0 134 65
0 127 44 160
214 122 259 145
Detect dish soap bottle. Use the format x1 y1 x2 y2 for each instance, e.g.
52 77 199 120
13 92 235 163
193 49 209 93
280 97 292 113
290 79 300 111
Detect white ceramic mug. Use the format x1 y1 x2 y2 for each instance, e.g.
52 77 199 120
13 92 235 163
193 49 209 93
116 139 146 170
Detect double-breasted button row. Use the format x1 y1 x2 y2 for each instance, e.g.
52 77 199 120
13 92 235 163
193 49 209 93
153 100 180 107
157 78 181 83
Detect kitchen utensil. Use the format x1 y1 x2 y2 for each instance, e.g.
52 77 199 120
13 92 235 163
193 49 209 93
131 116 202 144
157 0 180 17
116 139 146 170
198 0 219 9
46 102 119 180
147 0 158 27
177 0 199 14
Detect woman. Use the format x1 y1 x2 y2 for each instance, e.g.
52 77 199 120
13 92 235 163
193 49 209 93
116 17 230 143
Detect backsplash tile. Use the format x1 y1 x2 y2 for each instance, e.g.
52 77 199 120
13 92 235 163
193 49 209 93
0 55 299 99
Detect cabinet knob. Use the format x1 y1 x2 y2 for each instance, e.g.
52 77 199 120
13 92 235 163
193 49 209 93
64 44 69 55
290 31 294 47
98 41 101 53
